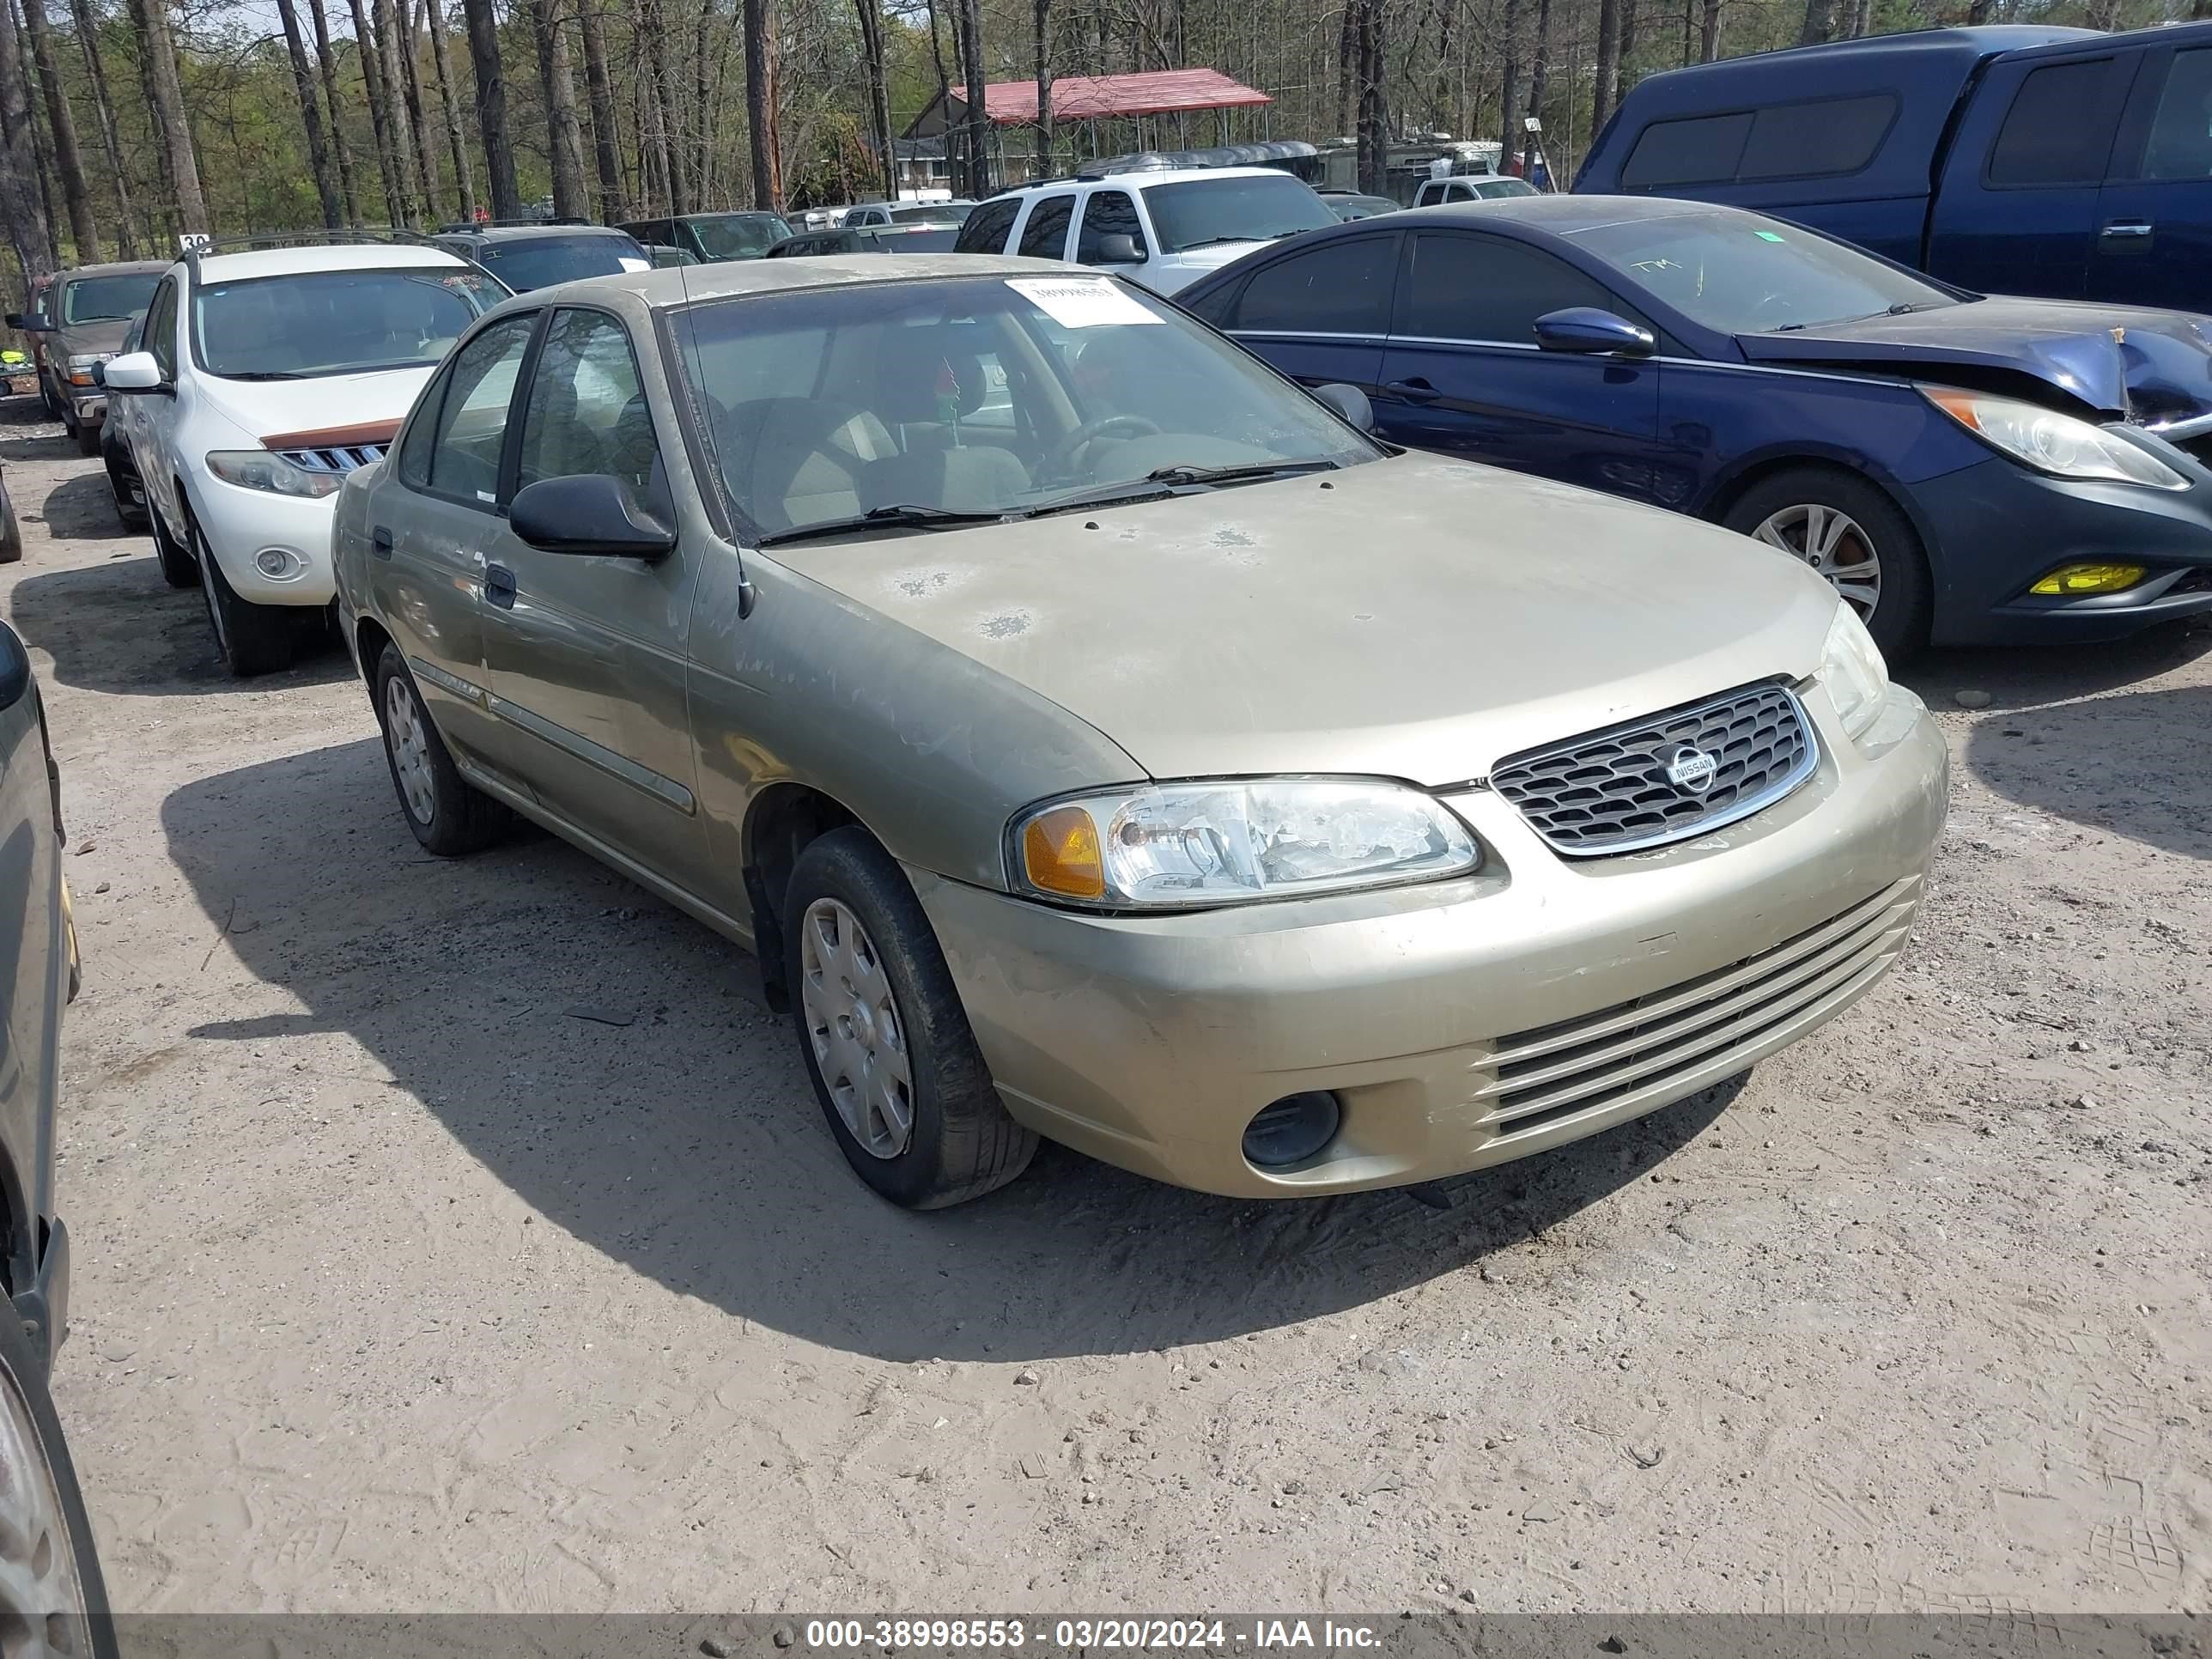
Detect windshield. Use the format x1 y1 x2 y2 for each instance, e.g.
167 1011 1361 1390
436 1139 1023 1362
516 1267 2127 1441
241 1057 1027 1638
670 273 1379 538
63 272 161 325
889 204 954 224
879 228 959 252
475 233 647 289
1143 175 1340 253
690 213 793 259
1474 179 1538 198
1568 210 1956 334
192 266 506 379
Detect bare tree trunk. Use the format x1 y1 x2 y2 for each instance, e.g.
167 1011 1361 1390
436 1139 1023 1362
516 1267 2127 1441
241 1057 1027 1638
637 0 684 213
394 0 443 217
0 0 56 289
307 0 362 222
1498 0 1522 160
531 0 589 216
19 41 61 269
373 0 429 218
127 0 207 234
1334 0 1354 134
577 0 626 218
458 0 520 216
694 0 714 201
64 0 139 253
958 0 988 195
276 0 345 225
1354 0 1384 192
1698 0 1720 59
1029 0 1051 183
1591 0 1620 136
855 0 896 194
743 0 781 208
422 0 475 220
1523 0 1551 175
348 0 410 222
1797 0 1830 47
16 0 97 258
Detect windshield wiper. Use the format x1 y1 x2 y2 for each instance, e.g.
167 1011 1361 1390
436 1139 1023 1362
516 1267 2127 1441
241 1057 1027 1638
219 370 311 380
1170 235 1259 252
756 503 1012 546
1143 459 1341 488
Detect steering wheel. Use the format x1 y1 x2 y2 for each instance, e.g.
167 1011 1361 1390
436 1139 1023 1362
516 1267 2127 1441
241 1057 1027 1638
1047 414 1162 477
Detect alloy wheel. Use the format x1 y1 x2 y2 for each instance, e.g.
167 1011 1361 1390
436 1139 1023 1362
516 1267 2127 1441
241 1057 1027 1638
799 898 915 1160
1751 502 1881 621
0 1364 93 1657
383 676 438 826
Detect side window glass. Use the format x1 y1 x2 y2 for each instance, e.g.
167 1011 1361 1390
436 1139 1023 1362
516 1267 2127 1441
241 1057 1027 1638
425 315 537 505
1739 94 1898 181
145 280 178 377
1402 233 1607 343
2142 48 2212 180
1018 194 1077 259
1076 191 1147 264
1989 59 2124 185
954 198 1019 253
1231 236 1396 334
1620 112 1754 189
396 360 454 488
516 308 662 499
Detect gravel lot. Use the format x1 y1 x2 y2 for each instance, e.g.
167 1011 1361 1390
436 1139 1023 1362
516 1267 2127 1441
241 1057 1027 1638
3 392 2208 1615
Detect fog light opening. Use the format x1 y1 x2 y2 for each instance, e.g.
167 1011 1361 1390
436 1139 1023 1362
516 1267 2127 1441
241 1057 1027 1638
1242 1091 1342 1169
254 547 304 580
2029 562 2146 597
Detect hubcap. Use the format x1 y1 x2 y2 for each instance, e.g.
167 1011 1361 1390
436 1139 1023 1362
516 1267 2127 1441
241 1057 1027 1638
0 1363 92 1656
1752 503 1881 621
799 899 914 1159
383 676 437 826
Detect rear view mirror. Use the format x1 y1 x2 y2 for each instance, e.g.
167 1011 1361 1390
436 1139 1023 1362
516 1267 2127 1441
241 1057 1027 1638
510 474 676 560
1095 233 1143 264
1311 382 1376 434
1534 307 1656 358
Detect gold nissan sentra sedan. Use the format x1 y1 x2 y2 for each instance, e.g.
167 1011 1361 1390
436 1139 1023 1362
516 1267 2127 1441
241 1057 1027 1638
332 253 1948 1208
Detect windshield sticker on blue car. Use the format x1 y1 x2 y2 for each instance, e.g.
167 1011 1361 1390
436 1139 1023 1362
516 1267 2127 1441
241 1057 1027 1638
1006 277 1161 329
1754 231 1786 243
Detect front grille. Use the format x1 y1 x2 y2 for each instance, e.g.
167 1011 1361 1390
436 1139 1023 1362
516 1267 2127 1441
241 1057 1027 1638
275 442 387 474
1480 878 1918 1135
1490 681 1816 856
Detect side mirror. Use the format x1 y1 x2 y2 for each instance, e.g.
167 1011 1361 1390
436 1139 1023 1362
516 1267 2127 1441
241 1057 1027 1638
1311 381 1376 433
101 351 171 394
510 474 676 560
1096 232 1143 264
8 313 53 333
1534 307 1656 358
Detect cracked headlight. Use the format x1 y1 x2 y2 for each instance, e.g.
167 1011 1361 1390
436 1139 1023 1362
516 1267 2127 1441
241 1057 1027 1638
1012 778 1480 908
1923 386 2186 489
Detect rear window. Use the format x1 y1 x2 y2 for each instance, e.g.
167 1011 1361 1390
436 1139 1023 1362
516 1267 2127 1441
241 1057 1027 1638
1987 59 2124 186
1621 94 1897 188
473 234 649 290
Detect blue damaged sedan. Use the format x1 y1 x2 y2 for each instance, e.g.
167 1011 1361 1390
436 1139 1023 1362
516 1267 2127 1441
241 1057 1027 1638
1179 195 2212 658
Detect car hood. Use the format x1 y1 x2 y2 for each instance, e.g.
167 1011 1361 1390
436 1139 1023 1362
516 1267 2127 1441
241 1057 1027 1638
1736 297 2212 426
55 318 135 358
767 454 1840 788
198 364 439 447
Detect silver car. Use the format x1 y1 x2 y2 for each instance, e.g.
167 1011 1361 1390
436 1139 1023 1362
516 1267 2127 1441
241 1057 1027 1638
333 255 1948 1207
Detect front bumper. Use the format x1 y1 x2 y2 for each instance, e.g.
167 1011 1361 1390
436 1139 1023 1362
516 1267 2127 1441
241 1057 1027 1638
187 473 339 606
70 393 106 428
915 685 1948 1199
1916 453 2212 646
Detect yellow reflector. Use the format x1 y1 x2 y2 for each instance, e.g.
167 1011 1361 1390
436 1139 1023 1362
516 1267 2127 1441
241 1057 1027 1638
2029 562 2146 596
1022 806 1104 899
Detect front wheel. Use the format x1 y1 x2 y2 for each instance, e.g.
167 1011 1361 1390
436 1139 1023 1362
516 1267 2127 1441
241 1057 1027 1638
784 827 1037 1209
149 506 198 587
1722 466 1931 662
196 526 295 678
0 1298 118 1659
372 645 511 855
70 418 100 459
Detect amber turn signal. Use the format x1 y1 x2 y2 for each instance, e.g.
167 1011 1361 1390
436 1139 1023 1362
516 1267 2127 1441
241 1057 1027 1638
1021 805 1105 900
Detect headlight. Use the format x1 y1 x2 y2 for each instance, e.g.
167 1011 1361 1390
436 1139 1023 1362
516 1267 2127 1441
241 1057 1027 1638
66 352 111 386
1922 387 2186 489
1820 600 1889 741
1011 778 1480 908
204 449 342 500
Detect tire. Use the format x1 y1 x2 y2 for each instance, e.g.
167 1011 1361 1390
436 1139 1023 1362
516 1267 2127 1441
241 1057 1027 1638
784 827 1037 1209
372 645 511 856
102 440 149 532
149 507 198 588
72 419 100 459
0 495 21 567
1722 465 1932 662
0 1296 118 1659
195 523 295 678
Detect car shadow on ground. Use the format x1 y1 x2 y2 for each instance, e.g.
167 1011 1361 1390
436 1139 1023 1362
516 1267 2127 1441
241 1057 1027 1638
160 735 1738 1363
33 470 130 542
1899 615 2212 708
7 556 350 695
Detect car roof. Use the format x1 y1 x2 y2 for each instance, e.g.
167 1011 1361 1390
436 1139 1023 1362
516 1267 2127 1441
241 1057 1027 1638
191 242 474 282
57 259 170 282
509 252 1080 313
1396 194 1727 229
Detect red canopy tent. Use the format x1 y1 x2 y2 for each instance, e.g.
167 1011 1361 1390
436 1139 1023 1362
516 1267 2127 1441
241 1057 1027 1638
944 69 1273 128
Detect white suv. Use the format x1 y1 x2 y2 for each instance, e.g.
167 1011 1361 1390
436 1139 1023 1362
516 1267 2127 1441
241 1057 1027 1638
951 167 1339 295
102 238 505 676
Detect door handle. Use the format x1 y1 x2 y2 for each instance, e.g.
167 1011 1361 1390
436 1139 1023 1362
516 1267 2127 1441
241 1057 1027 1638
2100 220 2154 240
1384 377 1440 404
370 526 393 559
484 563 516 610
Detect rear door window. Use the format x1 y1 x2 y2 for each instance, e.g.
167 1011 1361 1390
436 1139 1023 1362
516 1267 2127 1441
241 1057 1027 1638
1018 194 1078 259
954 196 1020 253
1229 234 1398 334
1988 58 2128 185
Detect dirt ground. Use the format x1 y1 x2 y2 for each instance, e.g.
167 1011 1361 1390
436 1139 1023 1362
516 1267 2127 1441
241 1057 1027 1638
3 391 2209 1616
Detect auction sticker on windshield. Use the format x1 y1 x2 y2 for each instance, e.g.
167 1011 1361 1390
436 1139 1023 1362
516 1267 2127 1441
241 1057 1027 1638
1007 277 1162 328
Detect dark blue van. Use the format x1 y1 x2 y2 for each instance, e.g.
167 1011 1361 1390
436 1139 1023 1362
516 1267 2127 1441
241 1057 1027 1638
1577 22 2212 313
